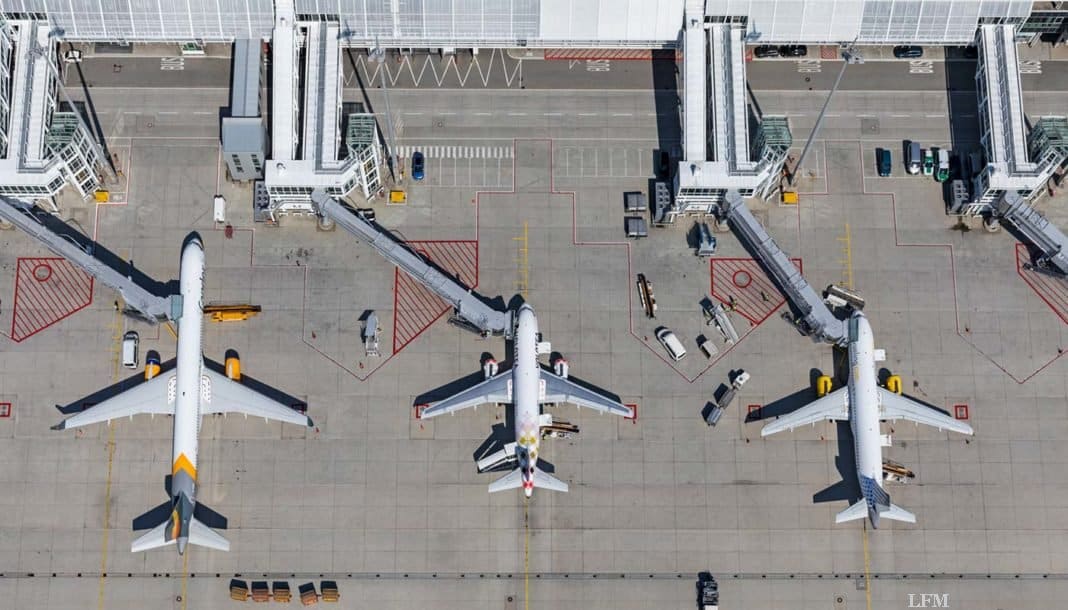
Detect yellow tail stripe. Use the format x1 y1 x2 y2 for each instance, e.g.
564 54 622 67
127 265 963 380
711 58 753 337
172 453 197 482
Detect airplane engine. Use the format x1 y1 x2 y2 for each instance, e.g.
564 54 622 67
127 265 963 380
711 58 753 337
144 355 161 380
482 358 498 380
225 356 241 381
552 357 569 379
885 375 902 395
815 375 832 397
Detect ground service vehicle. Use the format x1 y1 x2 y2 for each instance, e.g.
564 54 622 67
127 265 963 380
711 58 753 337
907 141 921 174
893 45 923 58
121 331 139 368
655 327 687 361
877 148 892 177
936 149 951 182
922 149 935 176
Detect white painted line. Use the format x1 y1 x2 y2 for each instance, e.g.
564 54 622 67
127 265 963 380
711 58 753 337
857 114 875 118
158 111 178 115
439 111 457 116
578 112 597 116
544 112 562 116
891 114 910 118
508 112 527 116
925 114 945 118
474 112 492 116
612 113 632 117
404 112 424 116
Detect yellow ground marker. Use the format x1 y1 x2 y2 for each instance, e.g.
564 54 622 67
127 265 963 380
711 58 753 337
98 303 123 609
523 499 530 610
180 551 189 610
838 223 855 290
862 521 872 610
515 221 530 299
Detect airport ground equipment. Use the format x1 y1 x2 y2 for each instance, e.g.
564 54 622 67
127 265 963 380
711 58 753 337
624 191 648 213
299 582 318 605
713 370 750 413
697 335 718 359
703 400 724 426
695 221 717 256
883 459 915 484
702 299 739 345
697 573 719 610
636 273 657 318
994 192 1068 277
625 216 648 238
203 303 261 322
541 419 579 439
312 190 511 337
230 579 250 601
717 190 846 345
272 582 292 602
0 196 172 323
363 311 381 356
320 581 340 602
250 581 270 602
651 181 672 226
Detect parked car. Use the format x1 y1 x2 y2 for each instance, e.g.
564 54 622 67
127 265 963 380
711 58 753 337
922 149 935 176
906 141 922 175
754 45 779 58
655 327 687 361
893 45 924 59
411 151 425 180
935 149 951 183
876 148 892 177
778 45 808 57
121 331 139 369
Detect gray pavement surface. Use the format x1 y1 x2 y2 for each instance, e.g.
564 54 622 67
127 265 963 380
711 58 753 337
9 43 1068 610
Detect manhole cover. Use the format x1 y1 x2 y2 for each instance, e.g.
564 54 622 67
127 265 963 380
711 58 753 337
32 263 52 281
732 270 752 288
861 118 880 134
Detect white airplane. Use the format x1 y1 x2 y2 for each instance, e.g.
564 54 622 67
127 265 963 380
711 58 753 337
53 235 313 554
418 303 633 497
761 310 973 528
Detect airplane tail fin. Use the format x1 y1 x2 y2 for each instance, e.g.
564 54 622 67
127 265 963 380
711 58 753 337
131 499 230 553
835 500 868 524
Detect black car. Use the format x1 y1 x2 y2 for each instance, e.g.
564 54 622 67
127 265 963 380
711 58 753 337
754 45 779 58
893 45 924 59
876 148 892 177
778 45 808 57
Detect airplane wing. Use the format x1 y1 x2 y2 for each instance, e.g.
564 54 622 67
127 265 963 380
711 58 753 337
540 370 633 417
200 368 313 427
419 371 512 419
760 387 849 437
877 388 973 435
52 373 176 430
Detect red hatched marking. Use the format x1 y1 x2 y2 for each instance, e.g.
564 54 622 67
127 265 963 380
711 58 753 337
954 404 969 420
0 403 10 418
820 45 838 60
543 49 675 61
392 241 479 353
1015 244 1068 324
710 258 800 325
9 258 94 342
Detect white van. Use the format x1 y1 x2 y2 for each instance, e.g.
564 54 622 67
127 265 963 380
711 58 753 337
655 327 687 361
121 331 139 369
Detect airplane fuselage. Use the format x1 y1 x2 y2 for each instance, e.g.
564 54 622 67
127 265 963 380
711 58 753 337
846 312 886 528
512 304 541 497
170 236 205 553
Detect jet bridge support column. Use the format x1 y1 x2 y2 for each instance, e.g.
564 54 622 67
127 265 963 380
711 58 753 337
0 197 172 322
311 190 511 337
719 191 846 345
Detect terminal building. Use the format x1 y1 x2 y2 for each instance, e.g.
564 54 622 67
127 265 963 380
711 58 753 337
0 1 1064 218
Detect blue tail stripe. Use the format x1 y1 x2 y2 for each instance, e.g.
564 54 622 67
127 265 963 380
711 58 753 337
861 475 890 508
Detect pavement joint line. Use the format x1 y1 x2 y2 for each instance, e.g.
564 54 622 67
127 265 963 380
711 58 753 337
97 303 123 610
12 572 1068 581
523 501 530 610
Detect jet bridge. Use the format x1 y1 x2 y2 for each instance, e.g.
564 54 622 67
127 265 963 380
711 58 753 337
719 191 846 345
0 197 172 322
995 192 1068 277
311 191 511 337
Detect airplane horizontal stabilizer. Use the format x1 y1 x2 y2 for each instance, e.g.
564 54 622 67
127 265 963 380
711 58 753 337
880 503 916 524
534 467 568 493
189 517 230 551
487 468 524 493
835 500 868 524
130 521 173 553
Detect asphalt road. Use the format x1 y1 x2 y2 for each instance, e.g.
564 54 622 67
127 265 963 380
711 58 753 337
67 49 1068 92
